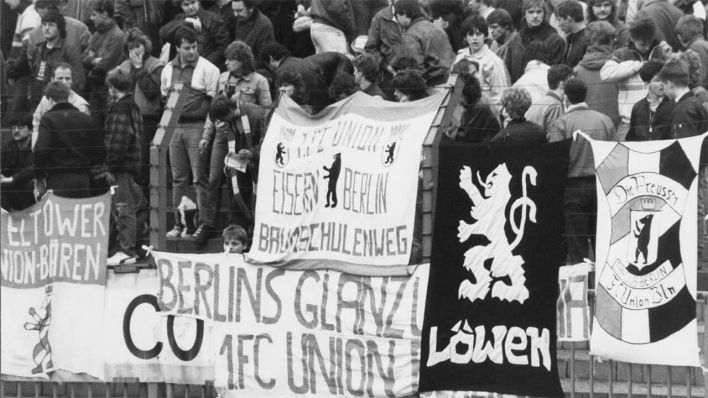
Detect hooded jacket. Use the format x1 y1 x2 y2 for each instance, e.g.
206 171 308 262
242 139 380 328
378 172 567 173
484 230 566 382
519 22 566 66
575 44 620 126
600 40 671 125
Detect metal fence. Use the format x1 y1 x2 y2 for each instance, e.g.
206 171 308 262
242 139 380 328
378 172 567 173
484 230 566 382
3 292 708 397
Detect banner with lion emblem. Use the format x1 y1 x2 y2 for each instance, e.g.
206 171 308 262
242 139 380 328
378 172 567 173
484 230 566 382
587 134 707 366
248 92 446 275
419 141 569 397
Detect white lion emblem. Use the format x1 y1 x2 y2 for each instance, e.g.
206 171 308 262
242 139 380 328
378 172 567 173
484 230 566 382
457 163 537 304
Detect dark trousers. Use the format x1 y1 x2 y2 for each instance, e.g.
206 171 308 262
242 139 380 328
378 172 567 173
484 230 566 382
1 181 36 211
47 172 91 198
564 177 596 264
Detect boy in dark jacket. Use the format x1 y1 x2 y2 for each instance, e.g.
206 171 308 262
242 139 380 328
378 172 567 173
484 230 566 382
103 68 145 265
34 81 105 199
1 113 35 211
658 57 708 266
627 59 675 141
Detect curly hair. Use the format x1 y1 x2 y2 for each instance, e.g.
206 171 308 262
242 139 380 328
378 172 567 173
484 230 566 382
225 41 256 74
501 87 532 119
673 50 701 88
124 27 153 57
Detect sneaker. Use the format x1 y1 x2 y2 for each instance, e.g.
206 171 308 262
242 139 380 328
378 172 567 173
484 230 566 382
107 251 137 266
166 224 184 238
192 224 214 245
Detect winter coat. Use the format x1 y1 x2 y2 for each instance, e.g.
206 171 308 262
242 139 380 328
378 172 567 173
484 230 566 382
118 56 165 117
491 118 547 144
400 17 455 86
518 22 566 66
365 6 403 70
600 40 671 125
548 104 618 178
35 102 105 178
160 9 230 67
457 101 501 143
626 95 675 141
491 31 525 83
671 91 708 164
234 9 275 58
575 44 620 126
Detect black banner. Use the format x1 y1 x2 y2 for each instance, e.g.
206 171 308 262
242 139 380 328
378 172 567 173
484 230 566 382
420 140 570 397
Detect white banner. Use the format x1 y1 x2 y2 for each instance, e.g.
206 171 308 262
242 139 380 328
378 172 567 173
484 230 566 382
153 250 428 397
557 262 591 342
248 92 446 275
1 193 111 378
103 270 213 383
589 136 705 366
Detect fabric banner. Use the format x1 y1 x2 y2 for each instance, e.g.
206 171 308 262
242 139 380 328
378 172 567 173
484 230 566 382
103 269 213 383
152 250 428 397
1 192 111 378
588 136 706 366
557 262 592 342
247 92 446 275
420 141 569 397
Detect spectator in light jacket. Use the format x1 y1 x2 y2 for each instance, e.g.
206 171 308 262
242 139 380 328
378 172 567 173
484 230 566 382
454 14 511 116
527 63 573 131
600 17 672 139
160 26 220 241
513 40 551 120
548 78 618 264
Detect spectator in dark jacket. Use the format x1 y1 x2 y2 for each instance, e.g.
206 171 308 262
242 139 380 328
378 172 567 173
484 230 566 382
519 0 566 66
588 0 629 48
353 53 387 99
118 28 165 187
262 42 330 111
556 0 588 68
209 0 237 40
676 15 708 89
103 68 145 265
634 0 682 50
492 87 546 144
456 71 500 143
575 21 621 126
488 8 525 83
627 59 675 140
391 69 428 102
34 81 105 199
160 0 230 68
429 0 466 52
114 0 166 56
232 0 275 59
14 9 86 107
309 0 355 54
395 0 455 86
1 113 35 211
365 0 403 95
83 0 125 126
658 57 708 268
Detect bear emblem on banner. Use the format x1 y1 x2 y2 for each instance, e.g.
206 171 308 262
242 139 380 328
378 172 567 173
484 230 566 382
585 135 707 367
457 163 537 304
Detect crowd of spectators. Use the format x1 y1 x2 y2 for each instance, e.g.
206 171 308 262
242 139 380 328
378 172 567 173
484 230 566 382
1 0 708 266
